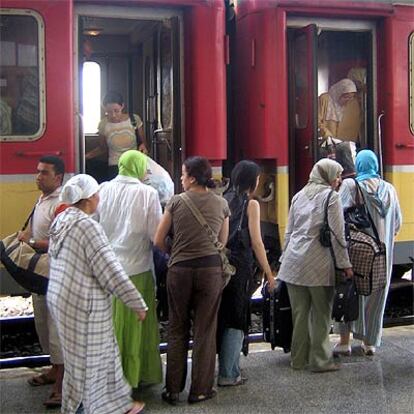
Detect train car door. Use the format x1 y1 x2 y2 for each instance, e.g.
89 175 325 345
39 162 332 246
288 18 376 194
75 4 183 187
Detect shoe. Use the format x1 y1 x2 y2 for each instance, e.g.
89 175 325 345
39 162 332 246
333 343 352 356
161 391 179 406
27 373 56 386
361 343 376 356
126 402 145 414
188 389 217 404
218 376 246 387
311 363 341 373
43 392 62 408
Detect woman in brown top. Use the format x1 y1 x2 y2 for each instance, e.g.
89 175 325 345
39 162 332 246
154 156 230 405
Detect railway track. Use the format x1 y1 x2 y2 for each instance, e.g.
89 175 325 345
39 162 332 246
1 282 412 369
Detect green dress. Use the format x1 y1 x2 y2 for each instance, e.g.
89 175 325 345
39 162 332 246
113 270 162 387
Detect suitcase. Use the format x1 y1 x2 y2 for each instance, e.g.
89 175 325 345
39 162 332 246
262 280 293 353
332 278 359 323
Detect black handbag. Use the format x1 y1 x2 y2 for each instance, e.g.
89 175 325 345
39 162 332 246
344 179 370 231
319 190 334 248
332 278 359 323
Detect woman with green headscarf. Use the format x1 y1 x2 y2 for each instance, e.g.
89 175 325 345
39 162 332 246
96 150 163 400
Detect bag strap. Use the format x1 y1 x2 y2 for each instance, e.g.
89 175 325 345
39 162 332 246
237 198 248 233
353 179 381 242
22 205 36 232
129 113 137 128
180 193 224 251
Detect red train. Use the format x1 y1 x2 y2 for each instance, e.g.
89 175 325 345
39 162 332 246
0 0 412 293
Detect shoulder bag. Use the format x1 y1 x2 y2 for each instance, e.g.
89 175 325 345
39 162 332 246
0 207 49 295
180 193 236 286
344 179 371 231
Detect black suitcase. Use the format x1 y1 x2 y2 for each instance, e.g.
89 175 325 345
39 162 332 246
262 280 293 353
332 278 359 323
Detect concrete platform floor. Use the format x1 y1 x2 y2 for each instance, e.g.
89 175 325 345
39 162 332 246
1 326 413 414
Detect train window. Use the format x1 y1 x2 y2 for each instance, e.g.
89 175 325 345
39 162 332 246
82 61 101 134
410 32 414 135
0 10 45 141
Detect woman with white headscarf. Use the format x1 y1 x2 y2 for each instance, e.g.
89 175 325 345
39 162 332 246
318 78 361 143
47 174 147 414
277 159 353 372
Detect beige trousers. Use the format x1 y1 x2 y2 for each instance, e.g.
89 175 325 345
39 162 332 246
32 293 63 365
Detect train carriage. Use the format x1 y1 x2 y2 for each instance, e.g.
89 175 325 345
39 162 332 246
232 0 414 270
0 0 227 293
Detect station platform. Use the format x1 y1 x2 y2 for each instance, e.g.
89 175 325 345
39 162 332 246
1 326 413 414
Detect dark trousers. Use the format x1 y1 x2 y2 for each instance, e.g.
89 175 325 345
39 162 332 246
166 263 224 396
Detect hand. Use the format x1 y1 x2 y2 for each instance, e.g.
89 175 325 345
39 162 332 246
17 231 29 243
136 310 147 322
267 274 276 292
138 143 148 154
344 268 353 279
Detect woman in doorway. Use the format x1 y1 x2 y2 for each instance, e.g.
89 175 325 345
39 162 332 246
318 78 361 144
85 91 148 180
217 160 275 386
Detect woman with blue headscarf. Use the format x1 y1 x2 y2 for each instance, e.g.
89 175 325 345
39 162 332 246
336 150 402 355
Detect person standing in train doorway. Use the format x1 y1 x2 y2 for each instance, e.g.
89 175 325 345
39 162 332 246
17 156 66 408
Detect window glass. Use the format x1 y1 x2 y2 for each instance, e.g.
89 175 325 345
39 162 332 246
0 12 44 140
82 61 101 134
410 32 414 135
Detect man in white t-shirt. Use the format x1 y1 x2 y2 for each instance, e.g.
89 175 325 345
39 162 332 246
18 156 66 408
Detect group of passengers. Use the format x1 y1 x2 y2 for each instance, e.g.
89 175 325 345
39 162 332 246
20 87 401 413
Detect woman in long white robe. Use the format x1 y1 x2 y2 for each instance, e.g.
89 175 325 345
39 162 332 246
337 150 402 354
47 174 147 414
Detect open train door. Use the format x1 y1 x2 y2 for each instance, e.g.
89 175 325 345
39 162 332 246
151 16 182 190
288 24 318 195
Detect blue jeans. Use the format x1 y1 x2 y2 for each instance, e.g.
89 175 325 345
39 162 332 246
218 328 244 384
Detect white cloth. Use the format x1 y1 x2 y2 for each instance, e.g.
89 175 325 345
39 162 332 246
48 207 147 414
60 174 99 204
278 188 351 287
326 79 357 122
97 175 162 275
144 157 174 206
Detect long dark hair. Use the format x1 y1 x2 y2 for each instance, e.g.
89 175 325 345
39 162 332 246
103 91 124 106
183 156 215 188
231 160 260 195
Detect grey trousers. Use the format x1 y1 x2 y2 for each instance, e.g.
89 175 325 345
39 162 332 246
286 284 335 370
166 264 224 396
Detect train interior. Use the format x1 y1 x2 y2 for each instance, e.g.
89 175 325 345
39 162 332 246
287 21 374 193
77 12 182 187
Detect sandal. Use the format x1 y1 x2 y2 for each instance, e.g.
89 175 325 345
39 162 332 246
43 392 62 408
27 373 55 386
126 401 145 414
188 389 217 404
161 391 179 406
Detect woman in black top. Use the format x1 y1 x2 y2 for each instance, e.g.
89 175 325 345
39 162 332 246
218 160 275 386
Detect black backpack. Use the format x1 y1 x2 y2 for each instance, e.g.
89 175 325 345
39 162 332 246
332 278 359 323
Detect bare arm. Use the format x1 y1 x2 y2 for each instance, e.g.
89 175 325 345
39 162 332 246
218 216 229 246
154 210 172 252
247 199 275 289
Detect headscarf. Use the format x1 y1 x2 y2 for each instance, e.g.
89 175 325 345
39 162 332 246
60 174 99 204
355 149 390 217
325 78 357 122
303 158 343 199
118 149 147 180
355 149 380 182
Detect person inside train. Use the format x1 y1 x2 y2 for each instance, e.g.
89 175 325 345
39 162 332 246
335 150 402 356
217 160 276 386
277 158 353 372
154 156 230 405
96 150 163 403
85 91 147 181
318 78 361 146
17 156 65 408
47 174 147 414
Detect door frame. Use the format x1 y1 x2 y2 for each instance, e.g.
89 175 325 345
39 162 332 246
73 3 185 174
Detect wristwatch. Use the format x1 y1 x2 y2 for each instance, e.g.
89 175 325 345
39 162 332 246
28 238 36 248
